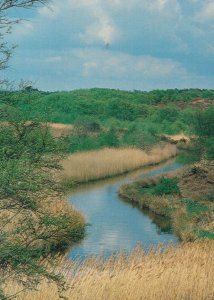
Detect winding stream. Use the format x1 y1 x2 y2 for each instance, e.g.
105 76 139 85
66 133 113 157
68 160 182 260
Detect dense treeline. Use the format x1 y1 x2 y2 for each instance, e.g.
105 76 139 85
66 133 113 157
1 88 213 154
3 88 213 124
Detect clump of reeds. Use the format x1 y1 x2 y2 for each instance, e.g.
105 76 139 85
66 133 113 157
9 240 214 300
61 145 177 184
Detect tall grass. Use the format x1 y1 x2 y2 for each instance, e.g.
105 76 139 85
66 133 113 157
9 241 214 300
61 145 177 184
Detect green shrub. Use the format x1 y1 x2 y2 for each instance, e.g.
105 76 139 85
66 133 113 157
98 128 119 147
138 177 180 196
205 137 214 160
180 198 209 216
153 178 180 195
73 116 101 135
122 122 160 149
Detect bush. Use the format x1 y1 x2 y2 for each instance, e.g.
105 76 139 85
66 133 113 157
205 137 214 160
194 106 214 137
123 122 159 149
153 106 180 123
153 178 180 195
98 128 119 147
73 116 101 135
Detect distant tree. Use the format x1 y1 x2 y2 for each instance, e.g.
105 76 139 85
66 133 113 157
182 106 214 163
73 116 101 136
99 127 119 147
194 106 214 138
193 106 214 160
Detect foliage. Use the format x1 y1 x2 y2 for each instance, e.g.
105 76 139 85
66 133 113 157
123 122 160 150
153 178 180 195
5 88 214 125
192 106 214 160
98 128 119 147
2 88 214 154
180 198 209 216
194 106 214 137
0 111 85 299
139 177 180 196
204 137 214 160
73 115 101 135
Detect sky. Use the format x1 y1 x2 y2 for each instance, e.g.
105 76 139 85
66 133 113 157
4 0 214 91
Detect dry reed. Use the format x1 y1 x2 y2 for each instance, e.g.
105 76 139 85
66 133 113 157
61 145 177 183
9 240 214 300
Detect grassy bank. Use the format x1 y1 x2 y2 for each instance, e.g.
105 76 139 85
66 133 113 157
119 161 214 241
60 144 177 186
8 241 214 300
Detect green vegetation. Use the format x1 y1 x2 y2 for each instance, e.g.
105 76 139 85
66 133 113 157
0 105 85 299
2 1 213 299
1 86 214 298
119 171 214 242
2 88 213 153
194 106 214 160
139 177 180 196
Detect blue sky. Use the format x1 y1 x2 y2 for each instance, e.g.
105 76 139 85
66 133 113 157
5 0 214 91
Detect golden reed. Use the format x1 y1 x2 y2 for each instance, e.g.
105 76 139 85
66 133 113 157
8 240 214 300
61 145 177 183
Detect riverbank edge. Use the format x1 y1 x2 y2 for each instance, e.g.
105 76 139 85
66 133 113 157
119 162 214 242
41 145 177 252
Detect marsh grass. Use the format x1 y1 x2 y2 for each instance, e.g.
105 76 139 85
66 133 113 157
8 241 214 300
61 144 177 185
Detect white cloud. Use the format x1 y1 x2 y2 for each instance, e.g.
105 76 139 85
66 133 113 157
196 1 214 21
37 0 119 45
6 0 214 91
13 21 34 37
38 3 60 18
69 48 186 80
33 0 181 46
83 61 97 76
79 6 118 44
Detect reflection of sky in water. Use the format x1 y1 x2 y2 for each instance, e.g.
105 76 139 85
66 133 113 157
68 161 182 259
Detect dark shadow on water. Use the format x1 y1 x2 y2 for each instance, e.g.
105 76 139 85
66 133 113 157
126 200 173 234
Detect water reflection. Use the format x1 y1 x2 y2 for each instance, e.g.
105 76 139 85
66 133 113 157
68 160 182 260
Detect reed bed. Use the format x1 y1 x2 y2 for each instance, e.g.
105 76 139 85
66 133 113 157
61 145 177 184
9 241 214 300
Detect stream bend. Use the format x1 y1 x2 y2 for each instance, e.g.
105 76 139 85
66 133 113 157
68 160 182 260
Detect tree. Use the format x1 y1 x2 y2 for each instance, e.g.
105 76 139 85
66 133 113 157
0 1 48 72
194 106 214 160
182 106 214 163
0 107 85 299
0 1 85 299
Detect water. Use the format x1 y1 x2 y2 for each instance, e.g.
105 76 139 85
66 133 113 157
68 160 182 260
